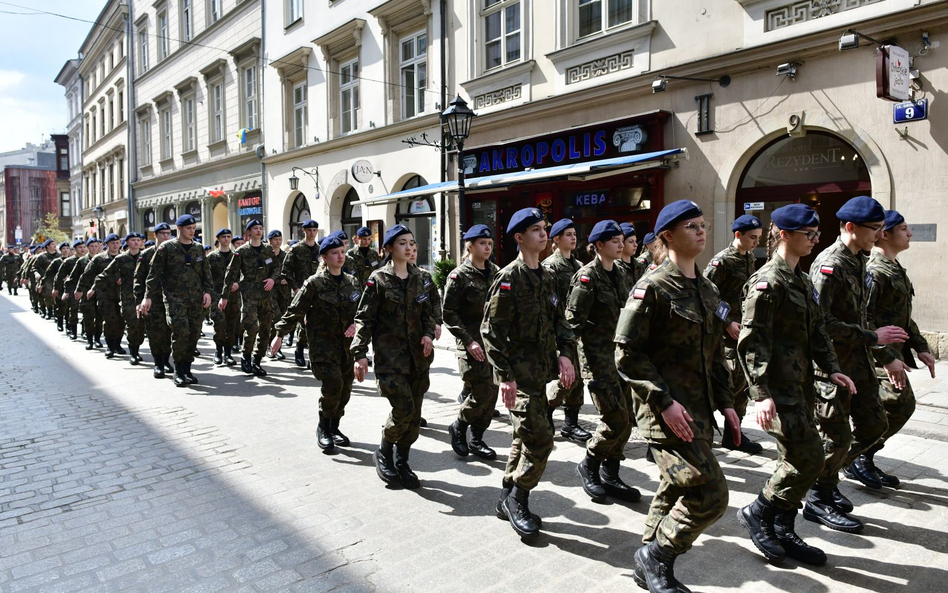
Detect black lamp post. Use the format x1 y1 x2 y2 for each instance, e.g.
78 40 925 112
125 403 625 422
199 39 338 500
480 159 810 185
93 205 104 240
289 167 320 198
441 94 475 235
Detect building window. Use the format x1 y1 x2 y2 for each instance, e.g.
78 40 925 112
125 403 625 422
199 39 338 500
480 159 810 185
62 190 71 217
288 192 311 239
158 12 169 60
211 82 224 142
99 166 105 202
141 118 152 166
340 60 359 134
91 114 97 144
84 121 90 149
109 163 115 201
209 0 221 24
184 97 195 151
160 109 173 161
100 105 106 136
243 65 257 130
578 0 634 38
118 90 124 122
286 0 302 26
139 28 149 74
400 32 427 119
59 148 69 172
118 158 124 199
182 0 193 42
108 98 114 130
292 81 307 148
483 0 520 71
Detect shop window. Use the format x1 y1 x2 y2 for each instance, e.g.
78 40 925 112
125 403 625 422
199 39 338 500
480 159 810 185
482 0 521 71
395 176 434 271
288 193 310 239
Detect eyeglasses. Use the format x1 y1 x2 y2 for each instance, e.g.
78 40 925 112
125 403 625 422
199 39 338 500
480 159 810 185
855 222 884 232
678 222 709 232
791 230 821 241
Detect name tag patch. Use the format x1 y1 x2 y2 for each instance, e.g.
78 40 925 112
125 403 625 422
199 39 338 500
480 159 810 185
370 261 379 267
865 271 873 288
550 294 559 307
349 291 360 302
812 287 821 304
415 292 429 304
265 258 273 265
715 301 731 321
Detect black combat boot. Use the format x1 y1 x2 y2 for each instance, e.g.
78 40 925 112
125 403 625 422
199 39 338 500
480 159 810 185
394 446 420 489
193 348 200 357
104 339 117 359
294 346 306 367
737 493 786 561
94 334 103 348
721 418 763 454
240 355 253 374
316 415 334 452
449 420 470 457
561 407 592 443
375 440 398 484
774 508 827 566
153 354 166 379
114 342 126 355
329 418 349 446
251 356 267 377
457 383 471 404
129 346 140 366
223 347 236 366
495 480 542 527
831 486 854 512
578 454 607 502
862 444 899 487
56 318 64 332
213 345 223 365
85 333 95 350
468 427 496 460
172 361 187 387
600 459 641 502
844 454 885 489
503 485 539 540
633 540 691 593
163 357 175 373
803 488 863 533
547 408 555 433
286 330 294 347
184 361 198 384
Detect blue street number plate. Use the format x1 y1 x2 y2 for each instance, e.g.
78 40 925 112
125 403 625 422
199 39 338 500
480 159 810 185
893 99 928 124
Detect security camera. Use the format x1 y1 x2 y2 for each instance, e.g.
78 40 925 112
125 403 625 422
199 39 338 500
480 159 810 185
776 63 798 79
839 33 860 51
651 78 668 93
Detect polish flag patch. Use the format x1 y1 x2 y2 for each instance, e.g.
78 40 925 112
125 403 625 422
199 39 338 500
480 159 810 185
449 273 458 279
366 279 375 287
499 282 511 291
710 260 721 267
580 275 590 284
819 265 834 275
632 287 648 300
756 281 770 291
649 264 658 270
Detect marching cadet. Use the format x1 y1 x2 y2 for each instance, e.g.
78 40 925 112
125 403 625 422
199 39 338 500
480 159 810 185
736 204 856 565
805 196 909 533
616 222 645 290
636 232 659 269
221 219 279 377
482 208 577 541
408 238 441 429
208 228 240 366
347 226 382 286
141 215 212 387
2 245 22 294
55 239 86 339
568 220 641 504
542 218 591 444
0 245 6 291
444 224 501 461
281 219 321 367
96 233 145 363
41 242 70 329
704 214 764 455
32 239 59 319
271 234 361 453
267 229 291 361
615 200 740 593
80 234 123 358
135 223 175 378
72 237 106 349
859 210 936 487
352 224 436 490
66 238 98 348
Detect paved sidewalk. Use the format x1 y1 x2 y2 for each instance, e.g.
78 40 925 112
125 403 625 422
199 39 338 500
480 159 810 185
2 291 948 593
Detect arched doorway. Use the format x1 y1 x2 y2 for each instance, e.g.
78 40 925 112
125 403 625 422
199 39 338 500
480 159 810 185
212 201 228 238
341 187 362 240
736 132 870 267
396 175 434 271
287 192 310 240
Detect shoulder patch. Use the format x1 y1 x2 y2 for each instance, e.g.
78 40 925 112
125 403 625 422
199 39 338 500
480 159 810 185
649 263 658 270
366 279 375 287
756 281 769 291
499 281 511 291
632 286 648 300
715 301 731 321
449 272 458 279
710 259 721 267
819 265 834 275
580 275 590 284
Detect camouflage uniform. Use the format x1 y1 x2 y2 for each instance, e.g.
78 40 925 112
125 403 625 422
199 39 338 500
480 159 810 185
32 250 58 315
270 248 291 338
96 251 144 351
541 251 583 409
275 268 361 418
615 259 734 553
207 249 241 351
481 259 577 491
281 240 322 350
867 252 929 446
72 254 105 341
223 242 279 359
351 262 436 447
2 251 22 292
347 245 382 287
616 257 645 294
809 240 888 489
145 239 212 364
704 244 756 419
566 258 633 460
635 250 653 270
54 254 80 331
80 253 121 344
443 259 501 429
65 253 93 336
134 246 172 360
738 253 842 509
41 254 65 322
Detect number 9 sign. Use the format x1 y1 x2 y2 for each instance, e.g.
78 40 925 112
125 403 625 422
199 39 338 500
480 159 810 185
894 99 928 124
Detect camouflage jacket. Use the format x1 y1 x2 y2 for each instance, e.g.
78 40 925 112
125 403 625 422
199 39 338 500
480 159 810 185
54 255 80 294
351 262 437 374
207 249 236 303
704 244 755 343
616 257 645 294
19 256 35 284
271 249 291 302
0 252 18 275
809 239 877 381
416 266 443 326
41 256 64 292
223 242 279 301
78 252 117 295
275 268 361 365
347 245 383 287
95 251 142 308
566 257 630 382
542 251 582 309
615 259 734 443
145 240 211 306
280 240 321 291
738 253 841 406
442 259 500 353
134 246 162 306
65 254 91 294
867 252 929 368
481 258 577 391
635 250 653 269
32 251 59 284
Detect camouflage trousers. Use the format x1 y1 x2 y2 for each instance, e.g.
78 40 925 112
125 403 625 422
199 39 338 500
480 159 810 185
98 297 125 341
240 296 274 359
726 351 749 419
546 351 584 409
166 298 205 365
65 296 79 327
505 387 555 491
378 370 430 447
814 378 888 489
762 401 824 510
643 439 729 554
457 355 498 430
212 298 241 348
80 296 102 337
313 362 354 419
876 367 917 445
144 303 172 356
586 378 634 461
122 302 144 349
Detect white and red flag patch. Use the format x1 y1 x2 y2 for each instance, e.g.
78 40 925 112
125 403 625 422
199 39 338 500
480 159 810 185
756 281 769 291
499 282 511 291
580 275 590 284
819 265 834 275
632 287 648 300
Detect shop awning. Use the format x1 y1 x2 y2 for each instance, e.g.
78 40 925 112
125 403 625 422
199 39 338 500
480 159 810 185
352 148 686 207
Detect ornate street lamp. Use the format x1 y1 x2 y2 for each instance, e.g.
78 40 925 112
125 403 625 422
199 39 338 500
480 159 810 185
93 205 104 239
441 94 476 233
289 167 320 198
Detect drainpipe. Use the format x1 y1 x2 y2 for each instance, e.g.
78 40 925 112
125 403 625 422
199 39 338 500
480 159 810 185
438 0 448 260
259 0 268 228
125 4 138 232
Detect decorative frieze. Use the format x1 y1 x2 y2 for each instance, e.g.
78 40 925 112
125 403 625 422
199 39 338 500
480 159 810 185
766 0 885 32
473 84 523 110
565 50 634 85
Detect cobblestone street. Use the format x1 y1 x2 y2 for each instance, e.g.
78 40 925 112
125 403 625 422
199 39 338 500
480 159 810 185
2 291 948 593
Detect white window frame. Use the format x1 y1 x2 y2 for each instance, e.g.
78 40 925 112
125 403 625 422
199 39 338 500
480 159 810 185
61 191 71 218
286 0 303 27
576 0 636 39
210 81 224 143
118 90 124 122
481 0 522 72
183 97 196 152
292 81 307 148
209 0 221 25
242 65 258 130
158 12 169 60
118 158 124 200
399 31 427 120
160 108 173 161
339 59 360 135
182 0 193 43
138 27 149 74
141 117 152 166
108 98 114 130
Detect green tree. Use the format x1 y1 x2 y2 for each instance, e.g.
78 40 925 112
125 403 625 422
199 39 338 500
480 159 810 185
32 212 69 245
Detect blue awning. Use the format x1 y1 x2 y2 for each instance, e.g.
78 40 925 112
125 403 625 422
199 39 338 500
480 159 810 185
352 148 686 207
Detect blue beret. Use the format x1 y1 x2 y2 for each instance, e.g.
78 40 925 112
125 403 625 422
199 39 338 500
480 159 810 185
175 214 197 227
104 233 120 243
836 195 884 223
71 239 84 248
123 233 139 242
620 222 637 238
588 220 623 244
301 219 319 229
654 200 703 235
506 207 545 235
216 228 232 238
355 226 371 237
883 210 905 231
550 218 575 238
643 232 657 245
289 239 299 246
268 230 283 240
245 219 263 231
382 224 412 247
732 215 762 233
153 222 172 232
144 240 155 247
319 235 345 255
771 204 819 230
85 237 100 246
463 224 492 241
204 245 212 251
58 241 70 249
42 239 53 247
335 230 348 240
